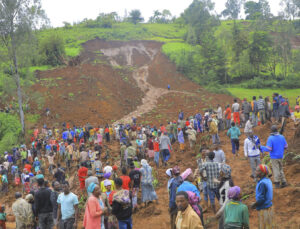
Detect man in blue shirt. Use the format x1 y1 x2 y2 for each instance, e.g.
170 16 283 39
251 164 274 228
261 125 288 188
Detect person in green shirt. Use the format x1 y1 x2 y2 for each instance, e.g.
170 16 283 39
224 186 249 229
21 149 27 165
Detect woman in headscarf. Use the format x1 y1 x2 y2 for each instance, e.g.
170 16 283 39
216 164 234 229
112 178 133 229
139 159 158 207
223 186 249 229
100 172 116 193
177 168 200 198
84 183 107 229
103 180 118 229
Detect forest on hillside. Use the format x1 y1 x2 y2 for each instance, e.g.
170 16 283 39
0 0 300 150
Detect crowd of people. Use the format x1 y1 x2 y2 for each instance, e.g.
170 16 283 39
0 92 298 229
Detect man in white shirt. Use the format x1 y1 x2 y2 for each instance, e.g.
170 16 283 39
244 132 261 181
213 145 226 164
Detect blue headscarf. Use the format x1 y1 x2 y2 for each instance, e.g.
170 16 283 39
87 182 96 193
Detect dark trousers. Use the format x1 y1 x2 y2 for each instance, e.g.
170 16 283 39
231 139 239 154
59 217 75 229
170 207 178 229
38 212 54 229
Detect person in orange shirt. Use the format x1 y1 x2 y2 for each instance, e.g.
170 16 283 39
120 167 131 190
78 163 88 193
224 105 232 129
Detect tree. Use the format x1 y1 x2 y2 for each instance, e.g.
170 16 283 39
249 31 272 76
182 0 219 45
280 0 299 20
222 0 244 19
231 21 249 61
128 9 144 24
244 0 271 20
39 34 65 66
149 9 172 23
0 0 47 136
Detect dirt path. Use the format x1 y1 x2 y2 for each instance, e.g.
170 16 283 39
100 43 194 125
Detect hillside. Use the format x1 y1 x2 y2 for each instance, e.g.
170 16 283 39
32 38 234 127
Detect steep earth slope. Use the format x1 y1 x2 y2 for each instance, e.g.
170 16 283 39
31 39 233 127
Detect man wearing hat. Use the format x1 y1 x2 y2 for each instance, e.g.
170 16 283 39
261 125 288 188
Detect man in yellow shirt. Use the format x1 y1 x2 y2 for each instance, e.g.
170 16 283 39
175 191 203 229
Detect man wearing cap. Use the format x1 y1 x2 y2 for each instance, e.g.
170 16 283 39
169 166 183 229
251 165 274 229
260 125 288 188
85 170 99 197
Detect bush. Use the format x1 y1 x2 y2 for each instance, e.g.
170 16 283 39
0 113 22 154
239 76 300 89
205 83 232 95
39 34 65 66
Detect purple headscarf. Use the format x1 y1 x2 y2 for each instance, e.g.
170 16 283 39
103 172 111 179
228 186 241 200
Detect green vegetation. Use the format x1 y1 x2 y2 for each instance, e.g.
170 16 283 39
227 87 299 106
37 22 186 58
0 113 22 154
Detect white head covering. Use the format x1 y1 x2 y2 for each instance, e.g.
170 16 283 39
166 168 172 177
104 179 112 187
141 159 148 166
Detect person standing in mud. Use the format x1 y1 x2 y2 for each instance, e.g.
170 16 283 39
251 165 274 229
160 132 172 166
260 125 288 189
168 166 183 229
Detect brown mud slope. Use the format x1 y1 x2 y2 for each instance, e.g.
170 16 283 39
31 39 233 127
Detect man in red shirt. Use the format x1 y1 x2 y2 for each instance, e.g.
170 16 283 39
120 167 131 190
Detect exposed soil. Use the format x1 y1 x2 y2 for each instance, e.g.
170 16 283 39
5 39 298 228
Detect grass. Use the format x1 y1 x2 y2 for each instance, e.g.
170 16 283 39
37 23 186 57
28 65 53 73
227 87 300 107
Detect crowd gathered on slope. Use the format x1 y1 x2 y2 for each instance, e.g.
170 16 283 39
0 93 300 229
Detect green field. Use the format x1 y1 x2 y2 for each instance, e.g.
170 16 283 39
227 87 300 107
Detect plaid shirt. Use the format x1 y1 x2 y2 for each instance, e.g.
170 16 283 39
200 159 220 189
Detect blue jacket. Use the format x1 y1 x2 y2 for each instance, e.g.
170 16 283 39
169 176 183 209
227 126 241 139
177 181 201 199
256 177 273 210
